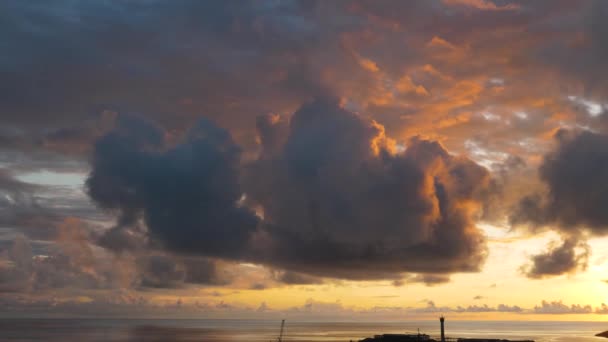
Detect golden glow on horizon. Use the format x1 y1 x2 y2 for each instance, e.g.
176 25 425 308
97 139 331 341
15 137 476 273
135 232 608 320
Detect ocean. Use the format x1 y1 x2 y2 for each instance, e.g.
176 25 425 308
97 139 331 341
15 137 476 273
0 319 606 342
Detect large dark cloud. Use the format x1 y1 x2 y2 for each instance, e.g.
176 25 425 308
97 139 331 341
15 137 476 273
85 99 491 281
536 1 608 97
0 0 601 185
244 97 490 279
0 0 357 153
511 129 608 277
1 0 588 159
512 130 608 234
86 115 259 259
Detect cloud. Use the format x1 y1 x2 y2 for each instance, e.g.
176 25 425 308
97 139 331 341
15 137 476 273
0 169 39 194
0 218 137 293
511 130 608 243
0 0 591 164
4 0 608 313
86 115 260 258
96 225 147 254
0 169 59 236
454 304 522 313
244 97 490 279
496 304 523 313
536 1 608 97
0 236 33 293
273 271 323 285
0 218 235 294
0 0 598 176
249 283 266 290
136 255 229 289
85 99 491 282
1 291 605 319
442 0 520 11
521 236 590 279
0 166 105 243
0 0 353 157
413 300 605 315
182 257 231 286
410 300 522 314
137 255 186 289
404 274 452 286
597 303 608 314
533 300 593 314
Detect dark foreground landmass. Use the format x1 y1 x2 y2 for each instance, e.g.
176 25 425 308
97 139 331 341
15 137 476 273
596 331 608 338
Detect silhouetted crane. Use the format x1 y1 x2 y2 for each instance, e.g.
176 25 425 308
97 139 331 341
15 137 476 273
277 319 285 342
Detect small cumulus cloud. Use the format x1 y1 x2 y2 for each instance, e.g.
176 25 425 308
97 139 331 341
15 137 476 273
533 300 593 314
521 236 590 279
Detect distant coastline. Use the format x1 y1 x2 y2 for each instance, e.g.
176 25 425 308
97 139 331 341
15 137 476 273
357 317 535 342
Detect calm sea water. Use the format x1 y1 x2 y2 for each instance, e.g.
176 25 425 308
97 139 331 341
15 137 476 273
0 319 606 342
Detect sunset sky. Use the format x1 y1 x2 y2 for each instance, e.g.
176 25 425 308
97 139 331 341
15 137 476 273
2 0 608 321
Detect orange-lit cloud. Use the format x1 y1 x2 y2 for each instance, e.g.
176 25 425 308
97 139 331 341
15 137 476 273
2 0 608 318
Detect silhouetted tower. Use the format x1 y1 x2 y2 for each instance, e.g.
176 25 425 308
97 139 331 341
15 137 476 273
440 316 445 342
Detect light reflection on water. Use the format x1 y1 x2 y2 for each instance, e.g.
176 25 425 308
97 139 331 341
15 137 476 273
0 319 606 342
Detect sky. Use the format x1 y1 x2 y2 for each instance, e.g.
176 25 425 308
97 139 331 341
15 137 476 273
1 0 608 321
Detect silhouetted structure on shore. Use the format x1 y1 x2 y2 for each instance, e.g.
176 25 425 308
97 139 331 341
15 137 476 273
440 316 445 342
359 333 432 342
457 340 533 342
358 317 533 342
